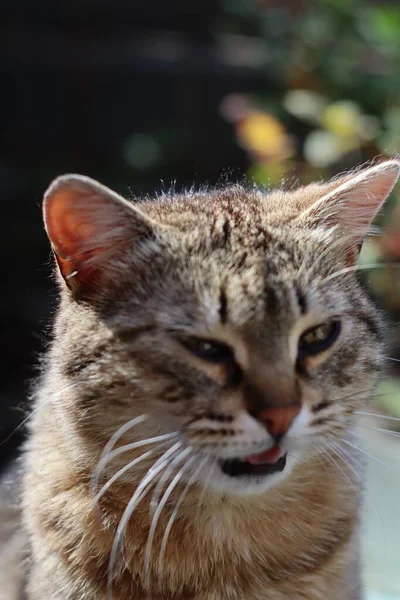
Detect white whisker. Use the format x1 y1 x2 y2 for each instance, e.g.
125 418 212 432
91 415 147 493
145 449 195 588
356 410 400 423
321 262 398 284
383 356 400 363
149 447 192 517
157 454 209 578
333 388 373 403
299 228 355 282
340 436 390 468
357 425 400 439
107 442 182 600
94 444 169 505
324 441 359 488
331 438 387 560
1 381 80 446
92 430 178 497
330 440 362 480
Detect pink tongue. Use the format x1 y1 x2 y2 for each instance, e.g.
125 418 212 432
246 445 282 465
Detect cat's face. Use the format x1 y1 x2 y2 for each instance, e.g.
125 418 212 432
44 162 399 497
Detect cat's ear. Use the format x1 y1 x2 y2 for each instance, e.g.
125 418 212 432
299 160 400 252
43 174 158 297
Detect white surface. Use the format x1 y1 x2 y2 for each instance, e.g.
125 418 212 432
361 422 400 599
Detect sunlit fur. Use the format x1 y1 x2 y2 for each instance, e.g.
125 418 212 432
12 161 400 598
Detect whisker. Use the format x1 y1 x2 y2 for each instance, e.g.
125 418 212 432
157 454 209 578
300 229 357 283
326 387 394 408
331 438 387 561
356 410 400 423
330 439 362 472
340 436 390 468
107 442 182 600
330 439 363 480
0 380 80 447
91 415 147 491
144 450 195 588
0 403 42 447
92 431 178 497
94 443 170 505
322 441 359 489
383 356 400 363
105 433 179 465
357 425 400 439
286 452 303 461
321 262 400 284
331 387 373 404
149 447 192 518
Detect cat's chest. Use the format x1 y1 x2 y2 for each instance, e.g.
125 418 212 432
115 503 356 600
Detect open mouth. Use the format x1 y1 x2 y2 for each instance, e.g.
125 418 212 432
219 445 287 478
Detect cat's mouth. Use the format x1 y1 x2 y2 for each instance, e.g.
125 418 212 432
219 445 287 478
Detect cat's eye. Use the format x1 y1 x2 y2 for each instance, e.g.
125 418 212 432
180 337 234 363
298 321 341 358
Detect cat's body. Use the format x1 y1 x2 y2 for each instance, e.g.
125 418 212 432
2 161 400 599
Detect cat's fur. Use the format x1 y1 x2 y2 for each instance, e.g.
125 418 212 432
2 160 400 599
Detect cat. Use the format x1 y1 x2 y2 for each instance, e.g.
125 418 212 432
2 159 400 599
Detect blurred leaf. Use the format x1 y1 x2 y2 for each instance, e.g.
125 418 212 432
236 110 294 159
369 7 400 45
283 90 327 124
304 130 342 167
322 101 362 139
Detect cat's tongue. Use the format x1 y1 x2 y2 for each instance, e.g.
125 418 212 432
246 445 283 465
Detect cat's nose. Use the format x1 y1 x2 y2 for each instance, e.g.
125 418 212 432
255 405 301 438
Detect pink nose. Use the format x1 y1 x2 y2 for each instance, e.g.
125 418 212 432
255 405 301 437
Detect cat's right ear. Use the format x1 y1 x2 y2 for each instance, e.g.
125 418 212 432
43 174 158 298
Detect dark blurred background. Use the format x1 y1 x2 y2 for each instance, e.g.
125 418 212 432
1 0 400 471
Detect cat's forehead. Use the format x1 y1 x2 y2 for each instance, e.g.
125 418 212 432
142 185 298 229
134 224 333 339
142 185 324 261
132 187 337 330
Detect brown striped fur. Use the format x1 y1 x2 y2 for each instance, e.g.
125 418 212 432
5 160 400 599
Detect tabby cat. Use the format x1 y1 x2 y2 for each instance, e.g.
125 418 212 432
3 160 400 599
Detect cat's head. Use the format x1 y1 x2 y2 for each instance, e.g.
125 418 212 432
43 160 399 496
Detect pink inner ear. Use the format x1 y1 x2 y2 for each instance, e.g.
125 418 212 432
46 189 109 258
337 166 400 233
44 179 138 295
303 161 400 233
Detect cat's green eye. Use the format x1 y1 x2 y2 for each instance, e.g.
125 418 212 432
180 337 234 363
298 321 341 358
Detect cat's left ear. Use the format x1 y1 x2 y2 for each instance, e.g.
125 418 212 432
299 159 400 252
